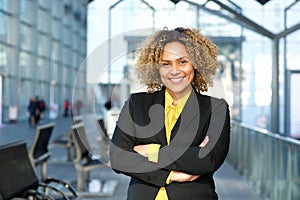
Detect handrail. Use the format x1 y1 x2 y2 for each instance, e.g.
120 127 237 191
227 121 300 200
231 121 300 146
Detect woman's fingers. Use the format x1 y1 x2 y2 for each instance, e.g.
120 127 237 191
199 136 209 147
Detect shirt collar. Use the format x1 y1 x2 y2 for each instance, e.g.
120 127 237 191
165 89 191 109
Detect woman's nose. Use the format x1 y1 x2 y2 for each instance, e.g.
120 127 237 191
170 63 180 74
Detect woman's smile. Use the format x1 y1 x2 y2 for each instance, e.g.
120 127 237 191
168 76 184 84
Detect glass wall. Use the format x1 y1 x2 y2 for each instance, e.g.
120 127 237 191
0 0 88 122
282 29 300 137
198 9 243 122
241 30 272 129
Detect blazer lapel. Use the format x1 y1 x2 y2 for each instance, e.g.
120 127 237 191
152 88 168 146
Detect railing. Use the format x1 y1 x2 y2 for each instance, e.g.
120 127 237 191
227 121 300 200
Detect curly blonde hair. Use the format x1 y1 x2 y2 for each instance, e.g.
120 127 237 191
134 27 219 93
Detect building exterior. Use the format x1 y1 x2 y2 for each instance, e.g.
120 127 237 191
0 0 88 122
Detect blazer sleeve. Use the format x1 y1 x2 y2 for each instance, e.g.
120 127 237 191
109 95 171 187
157 99 230 175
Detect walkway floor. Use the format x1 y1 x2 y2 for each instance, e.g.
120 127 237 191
0 114 263 200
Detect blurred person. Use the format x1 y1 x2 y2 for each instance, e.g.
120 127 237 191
74 99 82 115
35 96 41 123
64 99 70 117
38 98 46 119
27 96 38 126
110 27 230 200
104 98 112 110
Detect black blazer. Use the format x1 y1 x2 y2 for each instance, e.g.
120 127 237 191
110 87 230 200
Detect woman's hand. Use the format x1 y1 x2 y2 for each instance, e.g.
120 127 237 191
199 136 209 147
133 144 151 157
170 171 200 182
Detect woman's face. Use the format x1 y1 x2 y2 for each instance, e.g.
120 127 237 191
159 42 194 100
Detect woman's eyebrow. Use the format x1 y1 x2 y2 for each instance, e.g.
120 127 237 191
161 56 189 62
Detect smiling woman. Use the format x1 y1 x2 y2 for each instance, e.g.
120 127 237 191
135 27 219 93
158 42 195 101
110 27 230 200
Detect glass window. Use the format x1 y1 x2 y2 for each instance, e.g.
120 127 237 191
38 0 50 10
19 51 33 79
72 33 79 50
56 62 62 84
51 0 63 19
38 33 50 57
63 46 71 65
5 78 18 116
241 30 272 130
0 43 7 75
79 54 85 67
54 83 60 104
65 66 71 84
35 82 48 99
199 10 242 37
63 5 72 26
80 26 86 38
6 16 18 46
50 62 58 81
51 41 61 61
72 51 79 68
62 65 67 84
72 14 79 34
63 26 71 46
20 80 33 109
0 12 6 42
37 57 49 81
51 19 61 40
37 9 50 33
4 46 17 76
20 0 36 25
0 0 7 11
286 3 300 28
60 85 66 101
286 30 300 70
20 23 34 52
6 0 18 15
79 38 86 55
289 72 300 138
40 82 48 100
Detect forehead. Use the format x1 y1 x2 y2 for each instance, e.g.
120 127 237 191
162 42 189 59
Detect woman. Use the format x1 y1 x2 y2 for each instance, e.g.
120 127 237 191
110 27 230 200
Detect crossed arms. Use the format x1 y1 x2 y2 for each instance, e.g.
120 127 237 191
110 96 230 187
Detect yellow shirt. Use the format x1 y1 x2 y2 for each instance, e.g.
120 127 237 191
151 89 191 200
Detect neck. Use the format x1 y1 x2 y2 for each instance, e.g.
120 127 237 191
166 87 192 102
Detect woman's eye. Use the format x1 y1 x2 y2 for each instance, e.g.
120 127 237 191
179 60 187 65
160 63 170 67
